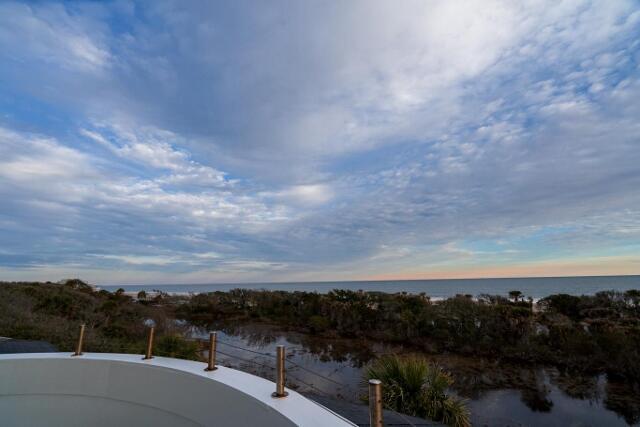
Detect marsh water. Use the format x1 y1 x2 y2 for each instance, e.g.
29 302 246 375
193 323 640 427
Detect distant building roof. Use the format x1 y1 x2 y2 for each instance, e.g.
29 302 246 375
0 339 57 354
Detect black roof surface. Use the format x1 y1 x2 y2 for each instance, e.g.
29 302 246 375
305 393 443 426
0 339 57 354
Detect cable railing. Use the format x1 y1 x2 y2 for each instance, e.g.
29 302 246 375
214 338 346 387
216 348 277 372
71 324 386 426
194 334 359 403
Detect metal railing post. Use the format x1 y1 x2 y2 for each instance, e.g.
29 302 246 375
205 331 217 371
369 379 384 427
143 327 155 360
271 345 288 398
72 324 85 356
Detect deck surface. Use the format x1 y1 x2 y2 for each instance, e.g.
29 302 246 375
305 393 444 426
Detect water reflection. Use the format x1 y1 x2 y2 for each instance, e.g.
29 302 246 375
605 382 640 426
551 371 601 401
519 371 553 413
193 322 640 426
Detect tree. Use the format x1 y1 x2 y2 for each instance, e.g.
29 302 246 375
509 290 523 302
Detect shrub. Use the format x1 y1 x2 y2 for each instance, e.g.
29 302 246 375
308 315 331 333
365 355 470 427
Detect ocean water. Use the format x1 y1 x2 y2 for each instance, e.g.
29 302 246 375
101 275 639 298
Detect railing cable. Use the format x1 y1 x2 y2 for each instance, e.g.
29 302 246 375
215 347 340 398
216 339 277 359
286 372 332 397
216 338 345 386
197 336 361 400
396 411 417 427
215 348 276 371
285 359 345 386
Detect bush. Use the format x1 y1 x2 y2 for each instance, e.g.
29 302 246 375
308 315 331 333
540 294 582 319
365 355 470 427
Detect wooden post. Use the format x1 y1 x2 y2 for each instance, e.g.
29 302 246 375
369 379 383 427
205 331 217 371
271 345 288 398
72 324 85 356
143 327 155 360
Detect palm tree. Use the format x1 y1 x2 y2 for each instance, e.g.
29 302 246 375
509 290 523 302
365 355 470 427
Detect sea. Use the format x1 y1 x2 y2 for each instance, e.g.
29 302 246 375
101 275 639 299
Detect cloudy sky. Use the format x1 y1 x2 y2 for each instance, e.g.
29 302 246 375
0 1 639 285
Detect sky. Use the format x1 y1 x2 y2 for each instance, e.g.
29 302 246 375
0 0 639 285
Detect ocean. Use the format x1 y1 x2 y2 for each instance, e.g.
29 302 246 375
101 275 639 298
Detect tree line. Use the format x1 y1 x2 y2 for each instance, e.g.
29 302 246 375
1 280 638 382
176 288 640 382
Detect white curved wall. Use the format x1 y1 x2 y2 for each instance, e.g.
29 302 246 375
0 353 355 427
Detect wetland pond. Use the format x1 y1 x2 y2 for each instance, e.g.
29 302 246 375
193 323 639 427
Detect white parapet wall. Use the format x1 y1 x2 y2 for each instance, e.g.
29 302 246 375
0 352 356 427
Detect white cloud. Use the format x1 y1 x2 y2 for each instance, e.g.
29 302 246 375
82 125 230 188
82 127 187 170
265 184 334 206
217 260 289 272
1 1 639 282
0 126 291 261
0 3 111 71
95 254 180 266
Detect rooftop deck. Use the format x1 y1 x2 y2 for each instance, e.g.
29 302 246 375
0 352 356 427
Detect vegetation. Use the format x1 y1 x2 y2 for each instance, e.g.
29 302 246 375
2 280 639 422
176 288 640 382
366 355 470 427
2 281 638 382
155 334 200 360
0 279 199 360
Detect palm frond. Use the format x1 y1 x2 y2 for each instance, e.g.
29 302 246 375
365 355 470 427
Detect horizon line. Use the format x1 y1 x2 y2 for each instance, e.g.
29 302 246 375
97 273 640 288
